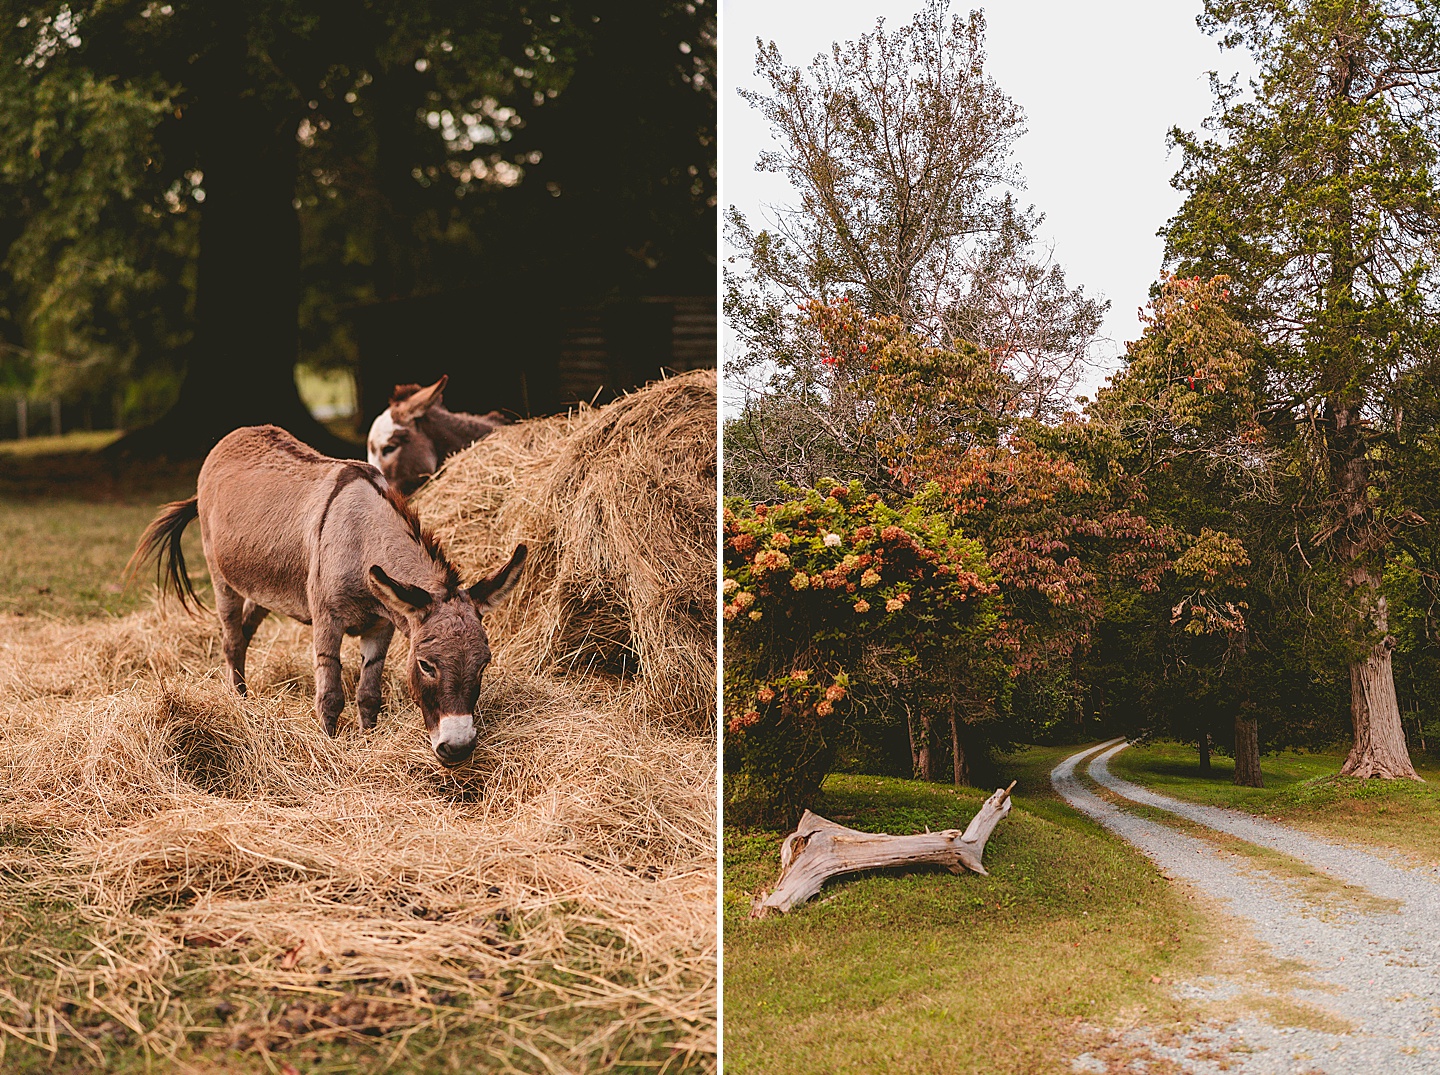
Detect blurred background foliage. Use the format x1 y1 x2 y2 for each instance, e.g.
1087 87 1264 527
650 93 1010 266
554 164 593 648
0 0 716 445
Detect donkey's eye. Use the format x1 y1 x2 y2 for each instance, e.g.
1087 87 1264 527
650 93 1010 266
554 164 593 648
417 659 437 678
381 442 401 457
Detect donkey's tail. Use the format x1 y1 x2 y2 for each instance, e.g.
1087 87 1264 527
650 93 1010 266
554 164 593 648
125 496 204 611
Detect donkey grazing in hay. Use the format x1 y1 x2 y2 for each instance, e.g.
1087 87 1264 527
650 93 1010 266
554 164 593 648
129 425 526 766
367 375 508 494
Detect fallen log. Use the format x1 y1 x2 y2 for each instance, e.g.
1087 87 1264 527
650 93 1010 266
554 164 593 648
752 782 1016 916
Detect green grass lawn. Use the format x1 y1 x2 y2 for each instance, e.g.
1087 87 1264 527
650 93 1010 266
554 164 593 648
0 445 205 618
1112 740 1440 866
0 496 210 618
0 430 123 457
723 747 1213 1074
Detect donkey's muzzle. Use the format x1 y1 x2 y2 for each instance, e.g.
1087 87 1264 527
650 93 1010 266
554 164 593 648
431 715 477 767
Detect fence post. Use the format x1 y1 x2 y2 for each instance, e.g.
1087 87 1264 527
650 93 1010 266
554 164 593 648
50 398 61 437
16 396 26 440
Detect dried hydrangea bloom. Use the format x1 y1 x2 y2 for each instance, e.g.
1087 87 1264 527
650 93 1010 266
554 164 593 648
752 548 791 572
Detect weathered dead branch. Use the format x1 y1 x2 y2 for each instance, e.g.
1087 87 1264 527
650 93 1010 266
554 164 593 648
752 782 1016 916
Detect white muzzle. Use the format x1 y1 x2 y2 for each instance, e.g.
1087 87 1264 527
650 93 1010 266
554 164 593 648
430 714 476 766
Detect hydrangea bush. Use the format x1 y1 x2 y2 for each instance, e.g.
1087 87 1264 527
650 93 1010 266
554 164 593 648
723 481 997 825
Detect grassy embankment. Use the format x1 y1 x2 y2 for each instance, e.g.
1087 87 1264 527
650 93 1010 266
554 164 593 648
724 745 1218 1075
0 441 707 1074
1112 740 1440 866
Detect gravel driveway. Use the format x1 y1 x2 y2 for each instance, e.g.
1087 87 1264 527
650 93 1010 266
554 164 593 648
1052 740 1440 1074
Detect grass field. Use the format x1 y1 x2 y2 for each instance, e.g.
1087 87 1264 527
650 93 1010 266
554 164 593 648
0 430 123 456
0 439 204 618
722 746 1218 1074
1112 741 1440 866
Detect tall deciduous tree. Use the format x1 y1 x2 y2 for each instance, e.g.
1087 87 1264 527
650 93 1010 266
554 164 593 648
792 301 1168 778
1090 275 1274 785
725 0 1106 498
1164 0 1440 779
0 1 555 452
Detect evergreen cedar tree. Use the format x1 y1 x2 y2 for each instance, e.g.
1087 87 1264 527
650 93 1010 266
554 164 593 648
1163 0 1440 780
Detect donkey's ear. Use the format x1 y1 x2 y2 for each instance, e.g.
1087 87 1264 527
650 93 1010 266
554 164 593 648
394 375 447 421
367 565 433 620
469 544 527 613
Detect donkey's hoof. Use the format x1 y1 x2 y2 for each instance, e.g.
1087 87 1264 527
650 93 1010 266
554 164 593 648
321 715 340 738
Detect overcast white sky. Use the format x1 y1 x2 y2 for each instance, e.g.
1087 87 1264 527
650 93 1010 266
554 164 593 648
719 0 1253 403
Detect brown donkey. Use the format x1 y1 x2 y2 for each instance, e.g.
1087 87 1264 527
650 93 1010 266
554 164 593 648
129 425 526 766
366 375 507 494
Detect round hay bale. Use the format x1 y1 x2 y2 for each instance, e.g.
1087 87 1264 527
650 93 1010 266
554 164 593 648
413 369 717 727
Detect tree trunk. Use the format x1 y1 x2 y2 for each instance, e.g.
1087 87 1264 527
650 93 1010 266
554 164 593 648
1319 55 1416 781
1198 732 1211 775
1233 712 1262 787
914 712 935 781
110 56 349 459
371 59 427 304
752 783 1016 916
1341 631 1419 779
1334 499 1417 779
950 711 969 786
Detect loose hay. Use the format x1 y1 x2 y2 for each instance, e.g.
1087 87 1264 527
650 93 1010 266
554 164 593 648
413 369 717 728
0 376 718 1071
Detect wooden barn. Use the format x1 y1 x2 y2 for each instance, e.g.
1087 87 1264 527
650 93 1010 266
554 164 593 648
350 287 716 431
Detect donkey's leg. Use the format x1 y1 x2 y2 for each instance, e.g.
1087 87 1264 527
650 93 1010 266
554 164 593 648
356 621 395 732
224 599 271 693
241 599 270 642
214 576 252 696
312 616 347 737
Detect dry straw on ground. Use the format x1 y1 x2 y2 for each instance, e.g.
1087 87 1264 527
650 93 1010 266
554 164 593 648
0 371 717 1072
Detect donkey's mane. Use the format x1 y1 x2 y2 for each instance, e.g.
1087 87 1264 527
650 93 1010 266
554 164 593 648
317 457 463 596
381 482 464 595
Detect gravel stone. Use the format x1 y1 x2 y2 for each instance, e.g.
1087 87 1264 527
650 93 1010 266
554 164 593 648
1052 740 1440 1074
